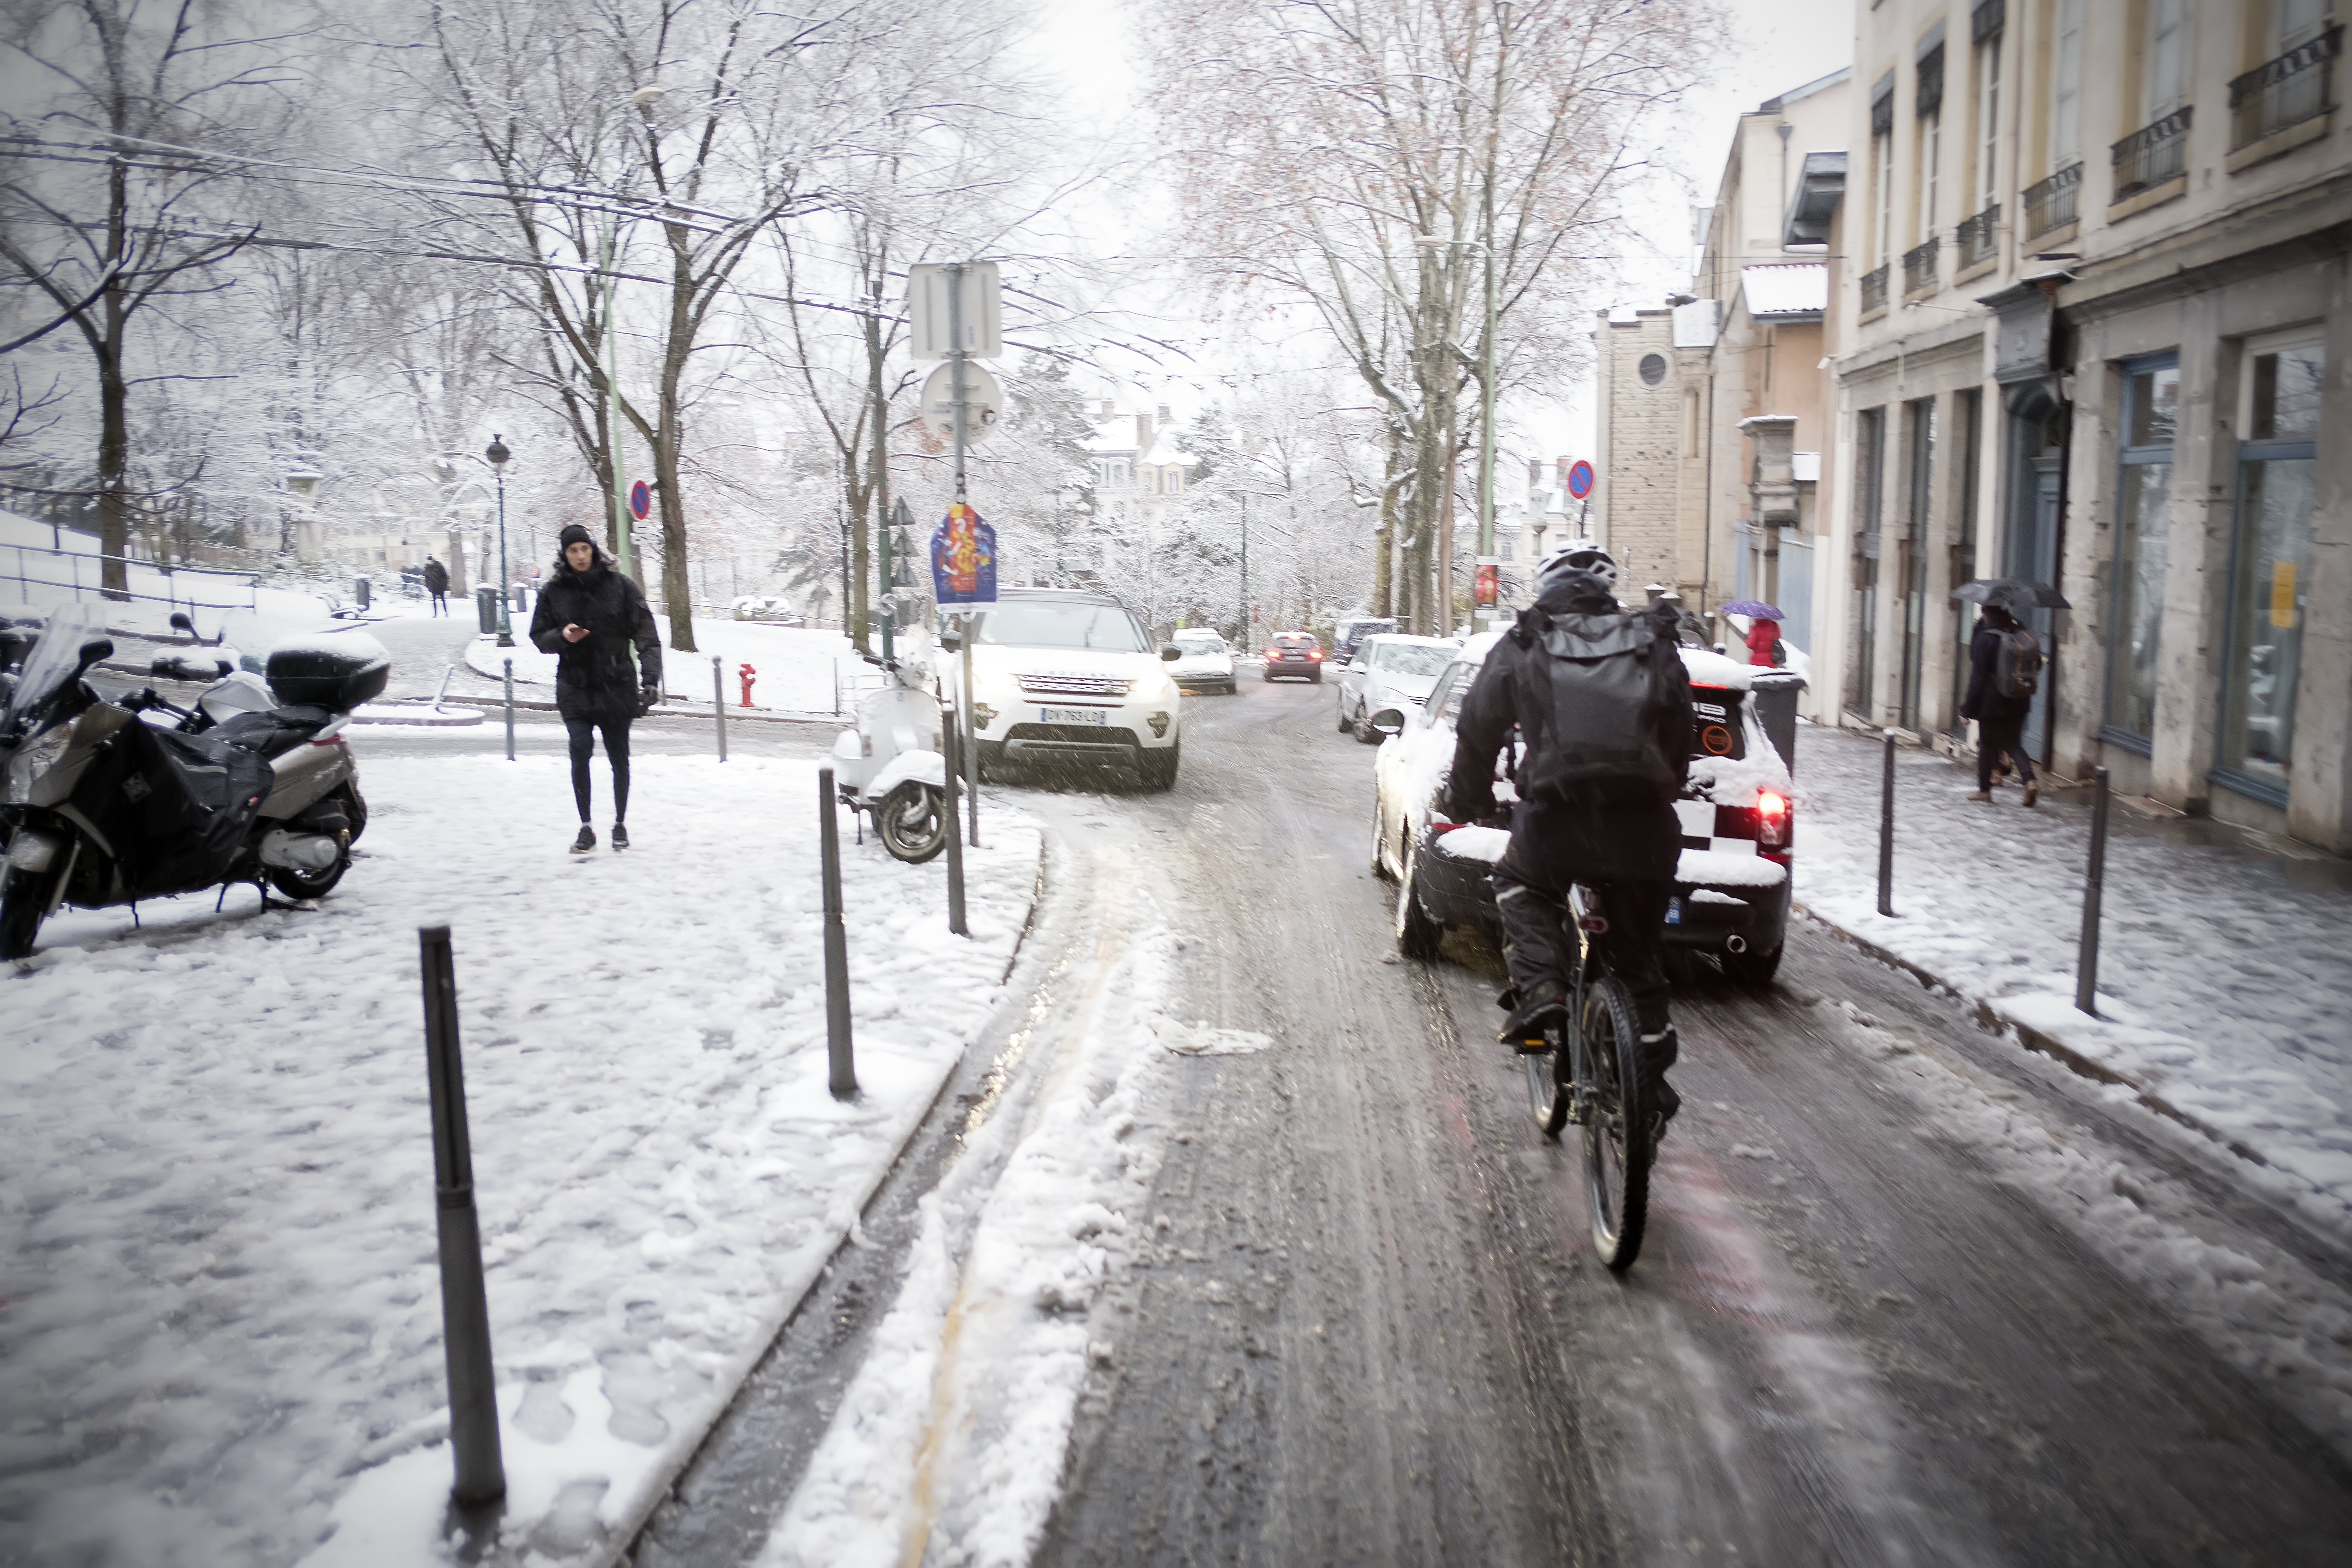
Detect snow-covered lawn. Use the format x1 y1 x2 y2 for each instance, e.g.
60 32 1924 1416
1791 723 2352 1227
1 753 1040 1567
467 619 864 719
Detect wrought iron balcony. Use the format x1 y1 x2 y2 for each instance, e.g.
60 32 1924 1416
2022 162 2082 237
1956 204 1999 268
2230 24 2341 149
1860 263 1889 315
1902 236 1940 295
2112 106 2193 200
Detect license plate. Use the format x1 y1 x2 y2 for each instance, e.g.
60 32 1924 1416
1666 897 1683 925
1041 707 1110 725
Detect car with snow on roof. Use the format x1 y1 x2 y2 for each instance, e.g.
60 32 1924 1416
1367 641 1795 986
1335 632 1459 742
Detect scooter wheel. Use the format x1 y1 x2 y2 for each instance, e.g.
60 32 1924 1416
875 781 949 864
0 863 53 960
268 854 348 902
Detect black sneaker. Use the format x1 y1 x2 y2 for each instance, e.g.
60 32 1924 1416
611 823 630 850
570 825 596 854
1498 984 1568 1053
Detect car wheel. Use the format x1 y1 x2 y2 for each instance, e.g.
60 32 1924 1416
1369 810 1391 881
1309 670 1323 684
1138 740 1180 791
1337 698 1354 734
1394 836 1443 959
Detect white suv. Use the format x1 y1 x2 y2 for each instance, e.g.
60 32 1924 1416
966 589 1184 789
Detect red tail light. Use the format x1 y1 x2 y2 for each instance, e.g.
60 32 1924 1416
1757 789 1790 849
1308 648 1322 660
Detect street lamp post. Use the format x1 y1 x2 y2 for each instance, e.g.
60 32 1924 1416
486 435 512 647
1416 234 1499 627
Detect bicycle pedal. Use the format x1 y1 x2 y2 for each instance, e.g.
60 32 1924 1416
1511 1036 1550 1055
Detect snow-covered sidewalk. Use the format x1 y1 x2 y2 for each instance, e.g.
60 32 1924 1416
1790 722 2352 1227
2 754 1040 1567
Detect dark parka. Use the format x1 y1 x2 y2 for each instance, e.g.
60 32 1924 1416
1443 569 1694 884
528 543 662 722
422 558 450 596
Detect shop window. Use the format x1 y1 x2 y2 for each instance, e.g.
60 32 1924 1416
2216 333 2323 801
2105 356 2178 745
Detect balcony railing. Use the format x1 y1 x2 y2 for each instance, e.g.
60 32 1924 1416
1860 262 1889 314
2112 106 2193 199
2230 24 2341 149
2022 162 2082 237
1956 203 1999 267
1902 236 1940 295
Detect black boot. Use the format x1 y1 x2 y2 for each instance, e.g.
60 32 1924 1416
1498 982 1568 1053
570 824 596 854
1641 1027 1681 1149
611 823 630 850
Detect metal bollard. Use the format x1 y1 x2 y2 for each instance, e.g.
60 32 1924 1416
942 709 968 938
816 769 858 1098
502 659 514 762
961 630 981 848
417 926 506 1508
711 655 727 762
2076 766 2111 1016
1876 728 1897 918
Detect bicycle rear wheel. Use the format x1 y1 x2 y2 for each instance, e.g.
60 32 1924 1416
1575 973 1651 1270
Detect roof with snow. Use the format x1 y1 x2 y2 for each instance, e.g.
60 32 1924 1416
1140 434 1197 468
1741 264 1828 319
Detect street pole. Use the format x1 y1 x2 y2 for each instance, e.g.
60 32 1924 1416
1876 728 1898 917
1239 492 1249 645
2076 766 2111 1016
878 505 894 665
711 655 726 761
595 105 635 587
488 436 512 648
502 657 514 761
947 261 980 848
815 769 858 1097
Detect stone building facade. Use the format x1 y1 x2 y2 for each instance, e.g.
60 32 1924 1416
1589 309 1688 593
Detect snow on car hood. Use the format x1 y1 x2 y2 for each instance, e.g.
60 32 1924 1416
972 644 1165 684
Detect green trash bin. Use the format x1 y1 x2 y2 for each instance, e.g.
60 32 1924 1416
475 586 500 634
354 575 371 611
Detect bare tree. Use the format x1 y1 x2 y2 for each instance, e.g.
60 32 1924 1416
0 0 305 593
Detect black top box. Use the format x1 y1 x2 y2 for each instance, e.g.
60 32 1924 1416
266 642 391 710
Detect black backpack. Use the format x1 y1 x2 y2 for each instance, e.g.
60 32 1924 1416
1994 625 2042 700
1525 611 1684 804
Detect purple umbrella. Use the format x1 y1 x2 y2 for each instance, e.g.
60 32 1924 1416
1719 599 1782 620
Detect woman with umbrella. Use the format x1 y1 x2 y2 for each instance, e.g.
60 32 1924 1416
1721 599 1783 666
1954 577 2067 807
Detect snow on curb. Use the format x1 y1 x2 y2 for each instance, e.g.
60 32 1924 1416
1 754 1042 1567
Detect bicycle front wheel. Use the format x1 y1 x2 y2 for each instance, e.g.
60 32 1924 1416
1576 974 1651 1270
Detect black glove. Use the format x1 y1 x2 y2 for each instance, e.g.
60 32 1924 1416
638 680 662 715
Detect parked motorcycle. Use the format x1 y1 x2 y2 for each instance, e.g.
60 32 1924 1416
0 608 385 958
830 648 950 864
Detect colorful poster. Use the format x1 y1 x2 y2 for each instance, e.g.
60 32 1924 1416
930 503 998 606
1474 561 1499 608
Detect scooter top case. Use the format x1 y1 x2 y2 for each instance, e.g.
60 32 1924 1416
265 636 390 710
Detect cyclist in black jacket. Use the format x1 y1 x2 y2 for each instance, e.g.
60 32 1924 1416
1439 543 1694 1141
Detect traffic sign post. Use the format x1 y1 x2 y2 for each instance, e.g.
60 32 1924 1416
1566 459 1596 537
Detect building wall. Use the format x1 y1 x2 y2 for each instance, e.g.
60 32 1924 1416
1591 310 1684 592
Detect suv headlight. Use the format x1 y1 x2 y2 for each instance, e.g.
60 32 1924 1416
4 723 71 804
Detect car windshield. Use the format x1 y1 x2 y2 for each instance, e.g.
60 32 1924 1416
1275 635 1314 647
1176 635 1225 653
1374 643 1455 677
975 601 1149 652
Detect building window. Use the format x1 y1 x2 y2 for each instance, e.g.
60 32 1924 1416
2143 0 2189 122
1638 352 1668 386
1898 396 1935 732
1849 407 1887 722
2106 356 2178 743
1974 8 2002 216
1872 126 1894 268
2051 0 2083 171
2218 334 2324 799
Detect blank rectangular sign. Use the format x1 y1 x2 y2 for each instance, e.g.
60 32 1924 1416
906 262 1002 360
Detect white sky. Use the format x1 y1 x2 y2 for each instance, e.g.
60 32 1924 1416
1021 0 1858 466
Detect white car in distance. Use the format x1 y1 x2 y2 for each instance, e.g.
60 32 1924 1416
1336 633 1461 742
1165 628 1238 695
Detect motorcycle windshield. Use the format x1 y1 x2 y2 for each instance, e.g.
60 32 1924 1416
1 603 103 744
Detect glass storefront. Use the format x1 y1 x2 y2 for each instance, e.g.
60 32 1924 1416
2218 336 2322 798
2106 358 2177 741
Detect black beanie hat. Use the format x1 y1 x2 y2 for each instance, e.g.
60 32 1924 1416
559 523 595 548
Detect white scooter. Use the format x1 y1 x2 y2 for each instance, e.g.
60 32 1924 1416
830 644 950 864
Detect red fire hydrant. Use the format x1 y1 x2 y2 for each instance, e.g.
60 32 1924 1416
738 663 757 708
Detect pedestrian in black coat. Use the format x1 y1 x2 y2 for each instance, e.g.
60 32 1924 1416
422 556 450 617
1960 607 2037 805
528 523 662 851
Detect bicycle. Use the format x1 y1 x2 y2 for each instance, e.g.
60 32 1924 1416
1523 884 1652 1271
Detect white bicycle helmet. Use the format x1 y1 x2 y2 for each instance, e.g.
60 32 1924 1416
1536 540 1617 592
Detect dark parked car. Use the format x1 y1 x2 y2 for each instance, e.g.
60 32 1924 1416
1261 631 1325 684
1370 643 1795 987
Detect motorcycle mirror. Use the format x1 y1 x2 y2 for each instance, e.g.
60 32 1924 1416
1160 644 1182 661
169 612 196 636
1369 708 1406 737
75 637 114 677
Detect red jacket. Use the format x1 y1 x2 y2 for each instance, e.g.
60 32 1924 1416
1745 618 1780 666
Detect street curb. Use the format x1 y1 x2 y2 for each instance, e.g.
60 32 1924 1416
1791 902 2271 1171
590 826 1049 1568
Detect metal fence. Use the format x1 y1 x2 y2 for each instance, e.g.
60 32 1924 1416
0 541 259 619
1956 204 1999 269
1860 263 1889 316
2022 162 2082 238
2230 25 2340 149
2112 106 2193 200
1902 236 1940 297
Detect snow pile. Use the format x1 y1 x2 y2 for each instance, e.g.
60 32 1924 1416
1792 724 2352 1225
470 617 860 717
1677 847 1788 887
1434 824 1511 864
1677 647 1756 691
0 753 1041 1567
760 862 1178 1567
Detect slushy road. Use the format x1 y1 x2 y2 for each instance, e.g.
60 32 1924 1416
641 671 2352 1567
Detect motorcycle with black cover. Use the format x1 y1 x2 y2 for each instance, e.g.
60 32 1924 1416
0 609 382 958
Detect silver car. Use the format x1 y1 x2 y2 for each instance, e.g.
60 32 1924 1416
1335 633 1460 742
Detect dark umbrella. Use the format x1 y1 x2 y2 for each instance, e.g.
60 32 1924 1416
1719 599 1782 619
1952 577 2069 613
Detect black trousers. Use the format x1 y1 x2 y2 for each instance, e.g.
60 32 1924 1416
565 716 632 823
1976 712 2036 789
1494 857 1677 1054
